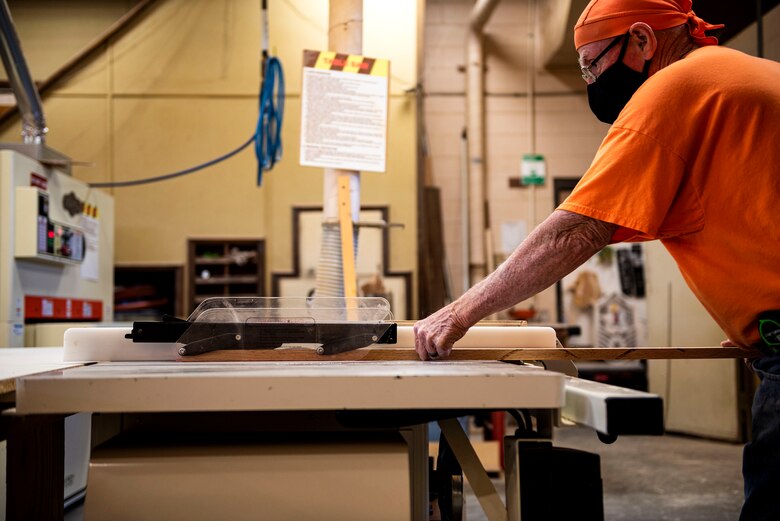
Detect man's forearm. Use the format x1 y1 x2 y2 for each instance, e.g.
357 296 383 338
451 210 617 325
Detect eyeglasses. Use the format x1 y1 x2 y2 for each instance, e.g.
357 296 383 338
580 32 628 82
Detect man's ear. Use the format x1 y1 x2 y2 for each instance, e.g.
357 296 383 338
629 22 657 60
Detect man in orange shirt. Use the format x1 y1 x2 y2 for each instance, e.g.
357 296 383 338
413 1 780 519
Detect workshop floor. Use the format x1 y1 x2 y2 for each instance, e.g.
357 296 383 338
465 427 744 521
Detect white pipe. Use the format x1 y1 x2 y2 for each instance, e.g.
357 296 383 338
315 0 363 298
527 0 536 156
459 128 470 296
469 0 501 32
324 0 363 224
465 0 501 287
466 30 484 285
527 0 536 229
527 0 538 311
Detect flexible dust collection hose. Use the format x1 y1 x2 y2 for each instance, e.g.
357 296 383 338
315 224 359 298
315 224 346 298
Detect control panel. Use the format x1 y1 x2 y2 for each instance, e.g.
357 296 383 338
16 186 85 264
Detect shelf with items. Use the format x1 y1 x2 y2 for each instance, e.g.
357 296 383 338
194 275 259 285
187 239 265 313
114 265 183 321
193 250 258 266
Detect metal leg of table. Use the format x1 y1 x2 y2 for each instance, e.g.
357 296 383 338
503 410 556 521
400 423 429 521
439 417 509 521
5 413 64 521
439 410 558 521
505 410 605 521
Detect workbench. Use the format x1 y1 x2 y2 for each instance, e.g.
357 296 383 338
0 348 89 520
5 348 590 521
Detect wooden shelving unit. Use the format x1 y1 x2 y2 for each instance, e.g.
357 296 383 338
187 239 265 312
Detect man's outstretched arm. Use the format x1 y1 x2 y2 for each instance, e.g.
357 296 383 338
414 210 618 360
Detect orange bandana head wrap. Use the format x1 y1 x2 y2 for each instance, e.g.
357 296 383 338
574 0 724 49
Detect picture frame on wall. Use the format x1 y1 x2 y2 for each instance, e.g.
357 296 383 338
270 206 412 320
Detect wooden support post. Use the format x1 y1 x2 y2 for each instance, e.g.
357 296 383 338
314 0 363 298
338 172 358 298
4 413 65 520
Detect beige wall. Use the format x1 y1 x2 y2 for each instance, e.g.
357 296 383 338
725 4 780 58
1 0 137 81
5 0 775 322
0 0 420 315
424 0 608 319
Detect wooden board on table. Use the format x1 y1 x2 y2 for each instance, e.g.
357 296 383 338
179 346 759 362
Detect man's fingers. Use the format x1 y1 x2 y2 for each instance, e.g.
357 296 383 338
413 317 457 361
414 325 429 360
428 342 453 361
413 331 449 361
432 346 452 360
426 340 440 360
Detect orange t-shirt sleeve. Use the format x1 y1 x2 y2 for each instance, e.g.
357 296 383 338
558 124 703 243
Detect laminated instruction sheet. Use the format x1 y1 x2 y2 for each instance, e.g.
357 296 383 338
300 50 389 172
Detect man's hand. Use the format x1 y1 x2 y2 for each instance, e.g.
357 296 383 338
413 304 471 360
412 210 615 361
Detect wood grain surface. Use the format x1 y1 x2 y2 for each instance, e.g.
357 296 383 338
179 345 760 362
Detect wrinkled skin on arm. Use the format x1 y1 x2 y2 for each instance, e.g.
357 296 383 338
413 210 618 360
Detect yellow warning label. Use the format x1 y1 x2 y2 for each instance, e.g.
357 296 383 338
303 49 389 77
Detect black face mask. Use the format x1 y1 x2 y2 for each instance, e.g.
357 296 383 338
587 34 651 124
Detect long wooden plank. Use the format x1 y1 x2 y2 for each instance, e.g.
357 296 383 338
179 346 759 362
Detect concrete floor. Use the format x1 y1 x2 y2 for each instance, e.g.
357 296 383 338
465 427 744 521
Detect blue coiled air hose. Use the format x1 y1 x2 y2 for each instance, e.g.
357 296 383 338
255 56 284 186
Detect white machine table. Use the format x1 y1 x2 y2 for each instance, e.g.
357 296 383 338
15 361 565 414
10 358 566 521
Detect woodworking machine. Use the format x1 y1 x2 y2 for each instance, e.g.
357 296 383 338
53 296 669 520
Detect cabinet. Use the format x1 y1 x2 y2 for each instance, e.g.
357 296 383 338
645 241 750 442
187 239 265 313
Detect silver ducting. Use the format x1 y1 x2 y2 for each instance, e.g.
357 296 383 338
0 0 47 144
